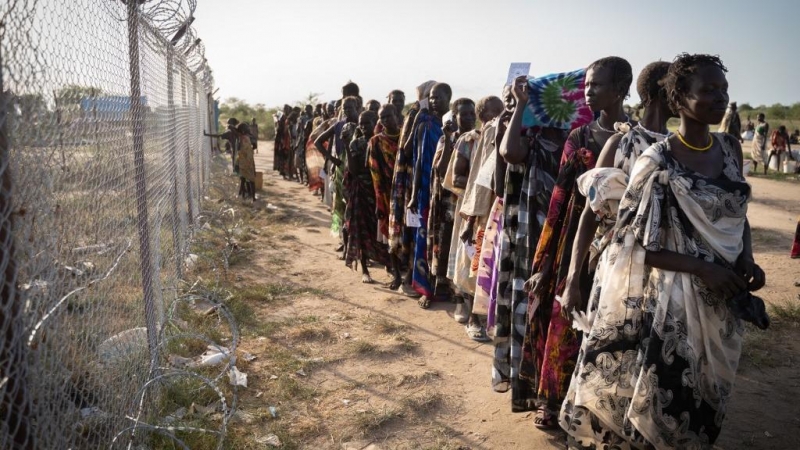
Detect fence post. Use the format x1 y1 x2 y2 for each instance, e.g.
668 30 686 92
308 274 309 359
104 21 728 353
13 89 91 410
180 64 194 225
0 21 34 450
52 89 65 169
166 48 182 279
192 76 201 204
126 0 160 367
91 87 99 156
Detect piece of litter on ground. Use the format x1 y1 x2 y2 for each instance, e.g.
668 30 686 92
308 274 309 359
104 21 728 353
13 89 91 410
184 254 199 270
342 333 351 339
296 356 323 363
342 441 377 450
194 350 228 367
97 327 148 364
242 352 257 362
256 434 282 447
765 431 773 438
207 344 231 353
269 406 278 418
269 375 278 380
295 369 307 377
266 203 279 210
255 391 264 398
229 366 248 387
342 399 351 406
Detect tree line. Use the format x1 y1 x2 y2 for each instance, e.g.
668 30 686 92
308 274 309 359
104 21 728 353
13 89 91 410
218 97 800 141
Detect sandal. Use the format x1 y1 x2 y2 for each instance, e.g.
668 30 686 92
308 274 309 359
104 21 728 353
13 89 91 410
453 302 468 324
361 273 373 284
418 296 431 309
396 283 421 299
533 410 557 430
465 323 490 342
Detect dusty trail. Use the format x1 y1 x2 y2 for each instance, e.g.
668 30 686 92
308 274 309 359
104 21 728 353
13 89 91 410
237 142 799 449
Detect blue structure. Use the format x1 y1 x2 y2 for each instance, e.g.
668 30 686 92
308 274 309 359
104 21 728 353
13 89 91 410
80 96 148 120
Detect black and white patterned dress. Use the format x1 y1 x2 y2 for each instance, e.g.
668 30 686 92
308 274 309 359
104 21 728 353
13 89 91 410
560 133 750 450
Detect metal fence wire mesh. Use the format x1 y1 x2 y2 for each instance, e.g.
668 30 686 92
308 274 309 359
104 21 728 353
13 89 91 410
0 1 232 448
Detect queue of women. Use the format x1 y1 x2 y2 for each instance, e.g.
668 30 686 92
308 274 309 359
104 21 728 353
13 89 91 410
266 53 776 449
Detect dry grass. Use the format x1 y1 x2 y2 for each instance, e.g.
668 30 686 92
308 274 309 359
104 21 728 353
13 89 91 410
366 316 409 335
286 323 334 343
396 370 441 388
769 301 800 325
351 405 405 435
196 157 450 450
742 325 778 368
401 390 444 414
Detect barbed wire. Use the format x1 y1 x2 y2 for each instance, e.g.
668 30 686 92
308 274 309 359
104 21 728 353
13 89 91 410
1 0 238 448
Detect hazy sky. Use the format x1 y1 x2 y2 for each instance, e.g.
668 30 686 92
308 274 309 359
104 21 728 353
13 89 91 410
194 0 800 108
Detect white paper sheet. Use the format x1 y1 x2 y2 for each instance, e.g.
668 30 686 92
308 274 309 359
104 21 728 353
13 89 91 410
506 62 531 85
405 210 422 228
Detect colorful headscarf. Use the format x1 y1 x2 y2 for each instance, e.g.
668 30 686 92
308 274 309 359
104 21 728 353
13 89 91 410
522 68 592 130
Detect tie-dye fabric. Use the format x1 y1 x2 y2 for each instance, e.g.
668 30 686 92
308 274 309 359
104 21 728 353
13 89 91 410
522 69 593 131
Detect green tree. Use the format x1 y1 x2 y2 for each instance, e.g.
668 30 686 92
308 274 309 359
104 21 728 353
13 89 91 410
790 102 800 119
218 97 278 139
15 93 47 120
739 103 753 111
767 103 788 120
54 85 103 109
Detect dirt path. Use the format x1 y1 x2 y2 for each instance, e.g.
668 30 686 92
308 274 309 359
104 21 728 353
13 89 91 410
229 142 800 449
743 176 800 306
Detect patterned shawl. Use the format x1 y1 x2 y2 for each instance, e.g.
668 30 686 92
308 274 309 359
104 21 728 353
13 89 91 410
306 118 336 191
561 134 749 449
368 132 399 245
344 135 383 267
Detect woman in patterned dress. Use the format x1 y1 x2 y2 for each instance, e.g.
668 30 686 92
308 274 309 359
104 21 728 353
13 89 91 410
429 98 475 307
559 60 674 336
751 112 769 173
560 53 766 450
368 104 401 282
521 57 634 428
388 81 437 294
343 111 381 282
236 122 256 201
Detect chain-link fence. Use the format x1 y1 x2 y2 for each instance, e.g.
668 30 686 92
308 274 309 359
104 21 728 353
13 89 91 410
0 1 236 448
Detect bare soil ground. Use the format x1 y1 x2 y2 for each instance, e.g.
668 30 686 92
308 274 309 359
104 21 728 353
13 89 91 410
212 142 800 450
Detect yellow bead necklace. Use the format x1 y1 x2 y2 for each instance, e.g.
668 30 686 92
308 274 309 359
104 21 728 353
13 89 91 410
677 132 713 151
